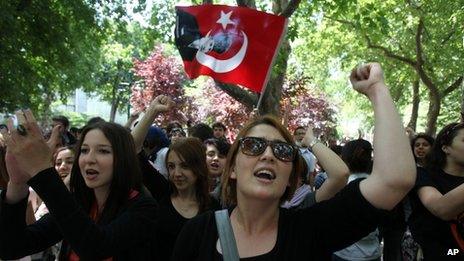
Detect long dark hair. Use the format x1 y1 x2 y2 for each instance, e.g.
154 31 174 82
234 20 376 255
69 122 142 224
426 123 464 173
166 137 210 212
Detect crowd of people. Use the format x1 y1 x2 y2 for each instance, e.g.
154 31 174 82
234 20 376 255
0 63 462 260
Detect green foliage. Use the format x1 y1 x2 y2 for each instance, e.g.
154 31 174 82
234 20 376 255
290 0 464 133
0 0 103 114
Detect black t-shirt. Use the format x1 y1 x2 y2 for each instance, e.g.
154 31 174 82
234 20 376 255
172 179 386 261
138 151 221 260
408 167 464 260
156 196 220 261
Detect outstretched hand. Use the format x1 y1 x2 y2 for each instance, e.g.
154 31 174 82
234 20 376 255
1 110 53 178
350 63 385 97
150 95 175 113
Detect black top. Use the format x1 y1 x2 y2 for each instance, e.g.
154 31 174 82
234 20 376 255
408 167 464 260
138 152 220 260
0 168 158 260
172 179 386 261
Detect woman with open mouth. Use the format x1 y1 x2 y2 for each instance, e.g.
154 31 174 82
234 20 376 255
171 63 416 260
0 113 158 260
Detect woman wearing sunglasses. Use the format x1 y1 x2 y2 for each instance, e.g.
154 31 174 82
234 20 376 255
172 63 416 260
408 123 464 259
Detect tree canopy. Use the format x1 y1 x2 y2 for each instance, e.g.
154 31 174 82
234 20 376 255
0 0 102 116
2 0 462 137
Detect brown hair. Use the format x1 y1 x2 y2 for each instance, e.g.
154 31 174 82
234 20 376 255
52 146 75 165
166 137 210 212
221 115 304 206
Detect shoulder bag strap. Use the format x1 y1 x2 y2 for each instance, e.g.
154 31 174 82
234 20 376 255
215 209 240 261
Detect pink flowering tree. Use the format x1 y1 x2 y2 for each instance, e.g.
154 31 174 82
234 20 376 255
130 45 197 126
281 76 338 140
199 79 253 140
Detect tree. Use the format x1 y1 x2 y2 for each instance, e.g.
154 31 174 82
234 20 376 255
306 0 464 135
0 0 103 120
196 79 253 139
130 45 192 126
94 41 135 122
185 75 336 141
281 75 338 139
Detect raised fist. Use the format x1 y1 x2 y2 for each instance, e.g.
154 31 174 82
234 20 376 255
350 63 385 96
150 95 175 113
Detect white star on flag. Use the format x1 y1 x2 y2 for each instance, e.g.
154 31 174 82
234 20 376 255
216 11 235 30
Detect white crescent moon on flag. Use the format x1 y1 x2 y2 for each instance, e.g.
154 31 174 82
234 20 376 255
195 30 248 73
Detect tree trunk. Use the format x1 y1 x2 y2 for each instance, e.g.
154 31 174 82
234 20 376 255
407 78 420 130
40 84 54 129
425 88 440 136
109 84 120 122
255 0 294 116
110 96 120 123
259 39 290 116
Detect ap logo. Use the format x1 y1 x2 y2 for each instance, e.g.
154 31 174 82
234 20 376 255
447 249 459 255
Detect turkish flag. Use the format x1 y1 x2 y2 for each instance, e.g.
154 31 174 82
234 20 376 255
174 5 287 93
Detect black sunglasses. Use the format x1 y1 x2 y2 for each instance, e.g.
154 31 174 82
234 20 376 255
239 137 297 162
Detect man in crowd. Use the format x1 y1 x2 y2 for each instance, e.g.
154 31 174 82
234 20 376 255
293 126 317 187
51 115 76 146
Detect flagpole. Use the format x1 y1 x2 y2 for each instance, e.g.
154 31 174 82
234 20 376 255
255 88 266 114
254 18 289 115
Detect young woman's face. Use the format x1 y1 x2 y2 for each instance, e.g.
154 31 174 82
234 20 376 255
444 129 464 166
414 138 432 159
206 144 226 178
55 149 74 180
232 124 293 202
78 129 114 193
167 151 197 192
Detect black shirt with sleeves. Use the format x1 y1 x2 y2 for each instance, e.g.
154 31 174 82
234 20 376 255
408 167 464 260
0 168 158 260
172 179 386 261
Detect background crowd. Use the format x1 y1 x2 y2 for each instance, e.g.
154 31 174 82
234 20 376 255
0 63 463 260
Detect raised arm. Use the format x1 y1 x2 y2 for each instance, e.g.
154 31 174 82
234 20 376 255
131 95 174 153
353 63 416 210
301 127 349 202
418 185 464 220
124 111 140 129
1 110 158 260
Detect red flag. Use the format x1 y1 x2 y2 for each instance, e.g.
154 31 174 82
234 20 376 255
174 5 287 93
